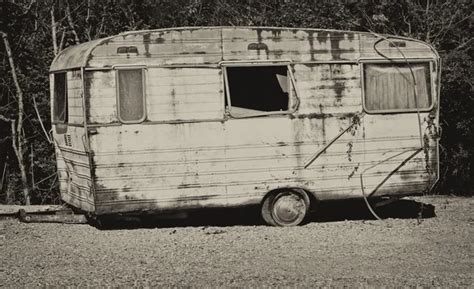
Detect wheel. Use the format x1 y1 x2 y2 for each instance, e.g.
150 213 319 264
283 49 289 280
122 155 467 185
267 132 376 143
261 189 310 226
261 194 277 226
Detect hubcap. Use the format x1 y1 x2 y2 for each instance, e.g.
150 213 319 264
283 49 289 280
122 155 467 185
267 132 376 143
272 193 306 224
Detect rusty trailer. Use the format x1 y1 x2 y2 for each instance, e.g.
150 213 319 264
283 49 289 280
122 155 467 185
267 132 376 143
49 27 440 226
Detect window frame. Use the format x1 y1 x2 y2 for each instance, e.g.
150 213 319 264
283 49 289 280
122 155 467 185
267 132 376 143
221 61 298 118
52 72 68 124
360 59 435 114
114 66 147 124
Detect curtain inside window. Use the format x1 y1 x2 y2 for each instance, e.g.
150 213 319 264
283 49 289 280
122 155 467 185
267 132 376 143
364 63 431 111
118 69 144 122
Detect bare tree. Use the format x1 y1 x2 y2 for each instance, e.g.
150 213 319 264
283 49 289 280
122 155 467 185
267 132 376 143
50 4 59 55
65 0 80 44
358 0 472 47
1 32 31 205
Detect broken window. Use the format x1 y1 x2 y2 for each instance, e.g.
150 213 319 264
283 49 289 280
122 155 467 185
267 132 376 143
117 69 146 123
363 62 432 112
224 65 292 117
53 72 68 123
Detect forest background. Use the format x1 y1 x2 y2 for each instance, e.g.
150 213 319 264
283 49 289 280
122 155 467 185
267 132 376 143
0 0 472 205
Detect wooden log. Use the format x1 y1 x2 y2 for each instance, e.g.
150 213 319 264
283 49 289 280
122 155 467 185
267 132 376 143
0 205 67 215
18 209 88 224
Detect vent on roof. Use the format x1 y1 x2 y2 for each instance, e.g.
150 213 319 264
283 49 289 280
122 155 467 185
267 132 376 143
389 41 406 48
248 43 268 51
117 46 139 54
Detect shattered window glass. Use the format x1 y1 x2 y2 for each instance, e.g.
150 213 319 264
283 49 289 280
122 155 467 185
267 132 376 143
226 66 290 117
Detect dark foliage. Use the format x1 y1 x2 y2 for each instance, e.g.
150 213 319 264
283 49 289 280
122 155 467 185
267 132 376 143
0 0 472 204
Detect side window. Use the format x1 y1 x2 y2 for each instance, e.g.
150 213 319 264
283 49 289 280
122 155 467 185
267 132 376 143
117 68 146 123
363 62 432 113
53 72 68 123
224 65 294 117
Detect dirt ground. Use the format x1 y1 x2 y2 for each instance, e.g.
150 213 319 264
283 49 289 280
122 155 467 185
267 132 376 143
0 196 472 287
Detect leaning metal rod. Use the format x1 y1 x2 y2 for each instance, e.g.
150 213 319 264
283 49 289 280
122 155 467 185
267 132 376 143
303 125 354 169
304 113 364 169
360 32 426 221
360 148 424 221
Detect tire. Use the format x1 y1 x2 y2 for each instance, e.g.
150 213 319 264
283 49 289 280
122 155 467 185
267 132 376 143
261 194 277 226
261 189 310 226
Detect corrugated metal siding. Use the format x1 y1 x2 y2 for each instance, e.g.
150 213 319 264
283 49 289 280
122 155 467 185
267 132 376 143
54 127 94 212
295 63 362 114
360 114 437 197
147 68 224 121
84 71 117 123
90 122 227 213
89 113 436 214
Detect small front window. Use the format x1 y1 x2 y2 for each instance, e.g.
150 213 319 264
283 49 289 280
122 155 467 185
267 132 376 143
117 69 146 123
363 62 432 113
53 72 68 123
224 65 292 117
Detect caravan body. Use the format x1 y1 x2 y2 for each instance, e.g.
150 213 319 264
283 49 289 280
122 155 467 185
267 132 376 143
49 27 440 225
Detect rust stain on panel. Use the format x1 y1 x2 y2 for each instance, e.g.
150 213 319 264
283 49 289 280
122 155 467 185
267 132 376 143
307 31 315 61
330 31 343 60
143 33 151 57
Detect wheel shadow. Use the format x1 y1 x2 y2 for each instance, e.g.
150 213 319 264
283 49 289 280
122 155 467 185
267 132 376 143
91 206 264 230
308 198 436 223
91 199 435 230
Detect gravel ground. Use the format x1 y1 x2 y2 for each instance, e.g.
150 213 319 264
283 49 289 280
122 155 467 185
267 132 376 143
0 196 472 287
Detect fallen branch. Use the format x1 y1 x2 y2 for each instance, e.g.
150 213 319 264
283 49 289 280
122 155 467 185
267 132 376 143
0 204 66 215
19 209 88 224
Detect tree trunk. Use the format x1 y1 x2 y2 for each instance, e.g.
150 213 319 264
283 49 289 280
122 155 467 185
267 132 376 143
1 32 31 205
65 0 80 44
50 4 58 55
1 160 11 204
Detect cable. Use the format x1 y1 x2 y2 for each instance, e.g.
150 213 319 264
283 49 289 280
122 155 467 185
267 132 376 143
356 32 430 221
358 148 422 221
372 36 424 148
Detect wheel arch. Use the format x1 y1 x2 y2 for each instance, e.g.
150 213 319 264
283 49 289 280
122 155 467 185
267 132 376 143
260 186 318 209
